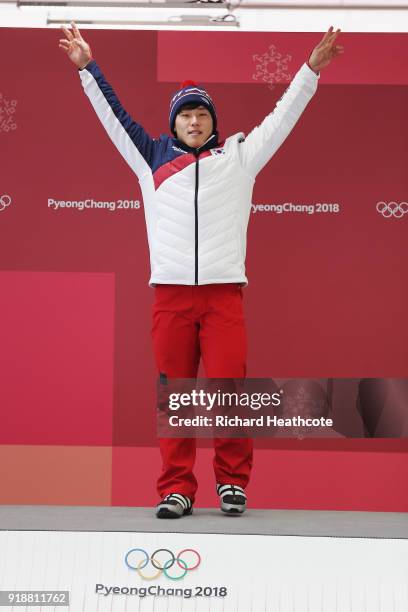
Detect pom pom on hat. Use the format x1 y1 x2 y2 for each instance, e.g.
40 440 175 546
179 80 198 88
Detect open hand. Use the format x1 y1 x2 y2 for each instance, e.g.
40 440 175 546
59 22 92 70
309 26 344 72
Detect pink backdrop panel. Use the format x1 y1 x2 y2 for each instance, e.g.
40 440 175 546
157 32 408 84
0 271 115 445
0 28 407 509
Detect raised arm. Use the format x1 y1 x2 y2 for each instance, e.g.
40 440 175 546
59 22 156 179
239 27 344 177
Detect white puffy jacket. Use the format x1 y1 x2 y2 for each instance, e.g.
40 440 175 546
79 61 319 286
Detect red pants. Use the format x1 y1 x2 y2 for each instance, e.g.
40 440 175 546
152 284 253 501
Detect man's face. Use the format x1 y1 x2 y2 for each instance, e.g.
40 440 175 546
174 105 213 149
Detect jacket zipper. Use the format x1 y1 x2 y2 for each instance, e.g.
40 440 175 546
194 151 200 285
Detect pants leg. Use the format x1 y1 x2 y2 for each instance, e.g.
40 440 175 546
152 286 200 501
199 284 253 488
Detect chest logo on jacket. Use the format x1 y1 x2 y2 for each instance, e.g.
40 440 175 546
211 148 225 156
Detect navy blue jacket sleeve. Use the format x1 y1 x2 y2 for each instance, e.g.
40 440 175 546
79 60 156 179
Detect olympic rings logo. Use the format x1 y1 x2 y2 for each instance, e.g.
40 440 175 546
376 201 408 219
0 195 11 212
125 548 201 581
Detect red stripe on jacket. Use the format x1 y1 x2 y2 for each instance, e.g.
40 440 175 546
153 149 214 191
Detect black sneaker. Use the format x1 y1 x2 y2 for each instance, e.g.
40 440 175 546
156 493 193 519
216 484 247 515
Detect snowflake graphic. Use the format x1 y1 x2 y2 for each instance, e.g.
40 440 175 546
281 383 329 424
0 93 17 133
252 45 292 91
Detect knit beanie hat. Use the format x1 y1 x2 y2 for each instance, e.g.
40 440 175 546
169 80 217 135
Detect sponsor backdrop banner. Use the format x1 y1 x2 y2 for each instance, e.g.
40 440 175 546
0 530 407 611
0 28 407 508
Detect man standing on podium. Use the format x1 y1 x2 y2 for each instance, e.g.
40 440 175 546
59 23 343 518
